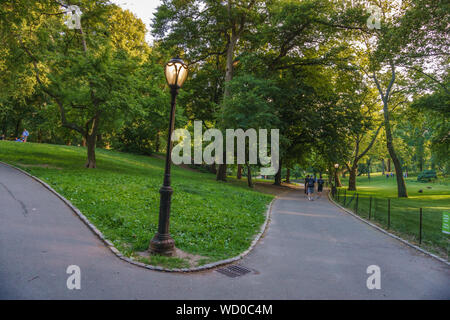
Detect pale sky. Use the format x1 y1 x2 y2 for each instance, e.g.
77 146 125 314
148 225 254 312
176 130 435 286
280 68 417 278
111 0 162 43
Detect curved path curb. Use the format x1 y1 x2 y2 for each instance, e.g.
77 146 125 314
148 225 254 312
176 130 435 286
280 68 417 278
0 161 275 273
327 190 449 266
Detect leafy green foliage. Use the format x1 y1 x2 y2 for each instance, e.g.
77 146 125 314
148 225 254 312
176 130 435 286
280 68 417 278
417 170 437 183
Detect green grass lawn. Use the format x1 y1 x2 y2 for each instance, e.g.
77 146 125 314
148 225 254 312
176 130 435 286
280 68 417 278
0 141 273 269
335 173 450 260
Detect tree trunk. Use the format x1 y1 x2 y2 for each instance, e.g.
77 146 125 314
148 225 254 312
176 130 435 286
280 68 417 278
96 134 103 148
381 158 385 175
385 128 407 197
387 158 391 172
348 165 357 191
336 171 342 187
217 26 240 182
328 166 333 185
14 118 21 138
84 114 100 169
347 126 381 190
273 159 282 186
237 164 242 179
247 164 253 188
375 65 407 197
216 151 227 181
1 115 8 137
85 134 97 168
285 168 290 183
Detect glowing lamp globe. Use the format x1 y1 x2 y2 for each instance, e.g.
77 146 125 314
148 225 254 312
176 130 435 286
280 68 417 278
164 57 188 89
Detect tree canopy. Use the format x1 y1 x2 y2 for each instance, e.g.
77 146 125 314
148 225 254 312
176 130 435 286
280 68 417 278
1 0 448 196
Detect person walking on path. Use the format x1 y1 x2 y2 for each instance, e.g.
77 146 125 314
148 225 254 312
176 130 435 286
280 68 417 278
22 129 29 142
307 176 315 201
304 175 310 196
317 175 324 199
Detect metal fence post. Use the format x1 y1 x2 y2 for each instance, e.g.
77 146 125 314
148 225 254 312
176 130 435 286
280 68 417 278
388 199 391 229
355 193 359 214
369 196 372 220
373 197 376 220
343 189 347 206
419 208 423 244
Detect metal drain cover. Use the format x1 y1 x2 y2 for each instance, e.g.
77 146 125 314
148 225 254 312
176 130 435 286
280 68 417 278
216 265 253 278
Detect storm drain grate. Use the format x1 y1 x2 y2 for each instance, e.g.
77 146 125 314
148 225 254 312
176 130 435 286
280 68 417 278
216 265 253 278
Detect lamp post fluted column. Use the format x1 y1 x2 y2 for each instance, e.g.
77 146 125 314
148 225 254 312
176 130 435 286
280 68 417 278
334 168 338 189
150 87 178 255
149 57 188 256
331 163 339 197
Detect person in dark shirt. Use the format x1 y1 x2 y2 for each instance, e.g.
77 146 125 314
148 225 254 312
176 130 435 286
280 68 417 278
307 176 315 201
304 175 310 195
317 176 325 198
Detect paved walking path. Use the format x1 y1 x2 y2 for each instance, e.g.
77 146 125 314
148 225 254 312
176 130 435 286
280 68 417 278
0 162 449 299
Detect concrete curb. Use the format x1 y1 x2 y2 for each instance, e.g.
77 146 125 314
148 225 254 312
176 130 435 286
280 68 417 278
327 190 449 266
0 161 276 273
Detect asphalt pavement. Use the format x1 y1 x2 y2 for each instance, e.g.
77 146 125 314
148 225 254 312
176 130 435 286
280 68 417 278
0 162 449 299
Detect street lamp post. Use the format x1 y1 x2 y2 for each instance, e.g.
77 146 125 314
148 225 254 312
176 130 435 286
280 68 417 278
332 163 339 196
334 163 339 185
149 57 188 256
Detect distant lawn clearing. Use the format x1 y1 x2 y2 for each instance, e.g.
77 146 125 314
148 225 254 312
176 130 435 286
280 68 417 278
0 141 273 269
336 173 449 260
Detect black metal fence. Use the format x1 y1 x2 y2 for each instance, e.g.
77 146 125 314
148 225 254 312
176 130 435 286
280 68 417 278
331 188 449 261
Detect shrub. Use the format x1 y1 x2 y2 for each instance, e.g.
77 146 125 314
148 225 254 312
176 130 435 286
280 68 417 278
417 170 437 182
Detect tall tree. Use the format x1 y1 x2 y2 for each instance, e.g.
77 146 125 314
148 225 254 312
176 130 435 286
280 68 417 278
365 0 448 196
152 0 263 181
2 1 148 167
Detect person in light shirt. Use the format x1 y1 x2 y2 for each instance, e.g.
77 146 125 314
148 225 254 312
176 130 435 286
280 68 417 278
22 129 29 142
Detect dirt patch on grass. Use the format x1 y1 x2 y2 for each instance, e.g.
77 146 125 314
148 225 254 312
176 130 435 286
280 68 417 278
252 181 301 195
172 248 209 267
136 248 208 268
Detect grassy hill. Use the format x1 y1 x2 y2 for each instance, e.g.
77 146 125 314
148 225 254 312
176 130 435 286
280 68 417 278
0 141 273 268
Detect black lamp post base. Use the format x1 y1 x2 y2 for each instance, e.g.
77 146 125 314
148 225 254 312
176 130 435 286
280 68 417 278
149 233 175 256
